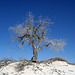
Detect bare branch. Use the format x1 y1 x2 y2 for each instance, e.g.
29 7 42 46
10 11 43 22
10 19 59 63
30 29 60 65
38 43 51 51
35 24 46 34
50 39 66 51
36 39 41 49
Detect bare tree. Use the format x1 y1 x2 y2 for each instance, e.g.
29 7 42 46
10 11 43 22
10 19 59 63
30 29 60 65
9 12 66 61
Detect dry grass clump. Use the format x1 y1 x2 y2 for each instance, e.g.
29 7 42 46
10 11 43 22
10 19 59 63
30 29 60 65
47 57 68 64
0 58 15 68
40 57 68 64
49 57 75 65
68 63 75 65
15 62 25 72
18 57 28 62
49 57 67 62
15 61 33 72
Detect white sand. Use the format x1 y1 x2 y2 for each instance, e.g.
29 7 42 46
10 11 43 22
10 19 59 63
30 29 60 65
0 61 75 75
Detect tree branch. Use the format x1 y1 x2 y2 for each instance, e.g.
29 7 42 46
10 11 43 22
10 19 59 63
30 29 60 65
36 30 46 48
35 24 46 34
18 33 32 45
41 29 46 39
38 43 51 51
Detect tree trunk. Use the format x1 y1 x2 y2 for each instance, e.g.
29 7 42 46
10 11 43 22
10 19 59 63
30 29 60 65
33 48 38 61
32 39 38 61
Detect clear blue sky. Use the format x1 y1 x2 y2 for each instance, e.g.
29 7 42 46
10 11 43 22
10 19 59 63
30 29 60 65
0 0 75 63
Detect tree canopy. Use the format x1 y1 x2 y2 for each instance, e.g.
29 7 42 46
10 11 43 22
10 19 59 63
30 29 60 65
9 12 66 61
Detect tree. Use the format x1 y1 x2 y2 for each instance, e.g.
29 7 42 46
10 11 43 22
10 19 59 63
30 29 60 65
9 12 66 61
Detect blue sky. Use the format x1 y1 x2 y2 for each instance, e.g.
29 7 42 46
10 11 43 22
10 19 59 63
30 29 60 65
0 0 75 63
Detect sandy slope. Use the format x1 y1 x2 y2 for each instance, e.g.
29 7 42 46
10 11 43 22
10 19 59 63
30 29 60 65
0 61 75 75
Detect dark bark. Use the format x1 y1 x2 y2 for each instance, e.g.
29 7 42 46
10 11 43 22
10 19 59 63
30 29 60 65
34 48 38 61
33 48 38 61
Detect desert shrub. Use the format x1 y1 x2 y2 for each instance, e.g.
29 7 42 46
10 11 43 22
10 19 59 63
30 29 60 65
2 73 8 75
47 57 67 63
40 57 67 64
19 57 28 62
68 63 75 65
15 61 32 72
0 58 15 68
15 62 25 72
